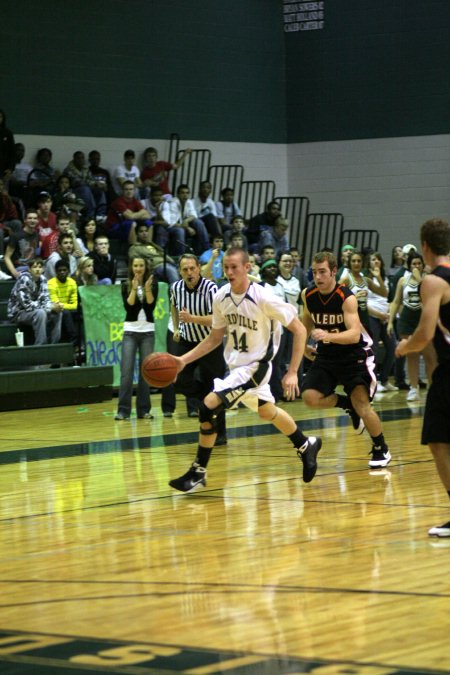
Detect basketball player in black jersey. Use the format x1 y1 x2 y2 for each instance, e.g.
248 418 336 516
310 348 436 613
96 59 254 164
301 250 391 468
396 218 450 538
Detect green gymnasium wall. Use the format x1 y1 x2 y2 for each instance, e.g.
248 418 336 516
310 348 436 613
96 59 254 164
2 0 286 143
3 1 449 144
284 0 449 142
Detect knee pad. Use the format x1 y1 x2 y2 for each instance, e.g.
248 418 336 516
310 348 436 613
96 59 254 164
198 401 223 433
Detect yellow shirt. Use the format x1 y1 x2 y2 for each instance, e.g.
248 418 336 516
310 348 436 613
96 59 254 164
47 277 78 310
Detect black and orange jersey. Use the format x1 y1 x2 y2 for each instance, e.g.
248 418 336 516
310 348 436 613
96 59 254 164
304 282 372 361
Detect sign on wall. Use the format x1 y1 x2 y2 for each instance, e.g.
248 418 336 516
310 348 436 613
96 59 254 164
283 1 324 32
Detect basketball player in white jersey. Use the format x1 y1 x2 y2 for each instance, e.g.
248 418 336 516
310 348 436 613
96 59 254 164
168 247 322 493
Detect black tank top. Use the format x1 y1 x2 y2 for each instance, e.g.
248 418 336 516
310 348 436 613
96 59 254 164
431 263 450 364
305 282 371 361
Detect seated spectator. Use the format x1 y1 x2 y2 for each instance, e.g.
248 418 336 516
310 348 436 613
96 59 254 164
105 180 151 241
9 143 33 199
63 151 106 218
47 259 79 346
51 175 72 213
3 208 40 278
258 216 290 256
194 181 222 237
259 244 276 262
141 146 192 196
228 230 247 250
40 212 81 260
199 235 225 285
7 257 63 345
336 244 355 280
248 253 261 281
112 149 142 196
223 214 248 247
142 185 173 241
259 258 287 400
247 200 281 250
45 232 78 279
277 250 302 377
277 251 301 310
128 222 179 284
289 246 309 288
29 147 60 194
0 178 22 254
88 235 117 285
36 191 57 238
215 187 242 233
88 150 114 203
168 184 209 256
75 255 98 286
76 218 99 255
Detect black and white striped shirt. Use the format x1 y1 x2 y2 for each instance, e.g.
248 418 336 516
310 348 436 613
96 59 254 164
171 276 218 343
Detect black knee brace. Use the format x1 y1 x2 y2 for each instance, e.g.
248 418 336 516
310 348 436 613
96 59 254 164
198 401 223 434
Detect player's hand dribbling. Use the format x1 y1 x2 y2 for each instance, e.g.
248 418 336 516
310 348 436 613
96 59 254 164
172 355 185 374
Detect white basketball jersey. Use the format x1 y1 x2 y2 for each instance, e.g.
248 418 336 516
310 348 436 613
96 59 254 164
212 282 297 369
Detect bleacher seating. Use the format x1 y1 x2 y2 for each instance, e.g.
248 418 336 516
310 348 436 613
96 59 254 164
0 280 113 410
339 229 380 254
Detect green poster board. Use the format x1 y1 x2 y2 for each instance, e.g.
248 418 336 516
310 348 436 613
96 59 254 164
79 283 170 387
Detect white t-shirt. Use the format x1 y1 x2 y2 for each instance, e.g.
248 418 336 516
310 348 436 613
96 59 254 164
113 164 140 195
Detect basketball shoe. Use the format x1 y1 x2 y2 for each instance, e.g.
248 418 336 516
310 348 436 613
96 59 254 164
368 446 391 468
297 436 322 483
428 521 450 538
169 463 207 493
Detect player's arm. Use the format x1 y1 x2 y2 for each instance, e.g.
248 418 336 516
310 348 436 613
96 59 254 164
282 317 306 399
300 289 317 360
311 294 361 345
396 275 444 356
174 327 226 371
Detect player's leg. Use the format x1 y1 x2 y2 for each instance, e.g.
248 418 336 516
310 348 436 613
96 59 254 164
427 443 450 537
302 361 365 434
168 391 223 493
258 401 322 483
350 384 391 468
422 370 450 536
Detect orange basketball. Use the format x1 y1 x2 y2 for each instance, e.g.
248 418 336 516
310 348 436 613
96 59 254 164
141 352 178 388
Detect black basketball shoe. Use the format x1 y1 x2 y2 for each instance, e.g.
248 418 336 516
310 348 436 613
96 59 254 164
297 436 322 483
169 463 207 493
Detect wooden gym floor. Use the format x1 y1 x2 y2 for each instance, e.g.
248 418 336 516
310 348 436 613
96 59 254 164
0 389 449 674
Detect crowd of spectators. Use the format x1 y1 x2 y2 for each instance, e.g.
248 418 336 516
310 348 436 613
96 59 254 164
1 134 429 398
0 137 309 356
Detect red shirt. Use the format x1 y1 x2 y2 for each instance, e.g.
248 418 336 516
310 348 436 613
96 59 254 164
106 195 145 228
141 161 173 195
40 230 59 259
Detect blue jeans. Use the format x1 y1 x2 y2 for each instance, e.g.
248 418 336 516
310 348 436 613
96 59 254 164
117 330 154 417
16 308 62 345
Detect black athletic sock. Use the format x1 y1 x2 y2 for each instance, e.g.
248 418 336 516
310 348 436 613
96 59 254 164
335 394 349 410
288 427 308 450
447 491 450 499
195 445 213 468
371 433 387 449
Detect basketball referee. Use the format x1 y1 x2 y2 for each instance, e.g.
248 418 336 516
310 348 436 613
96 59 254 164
169 254 227 443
